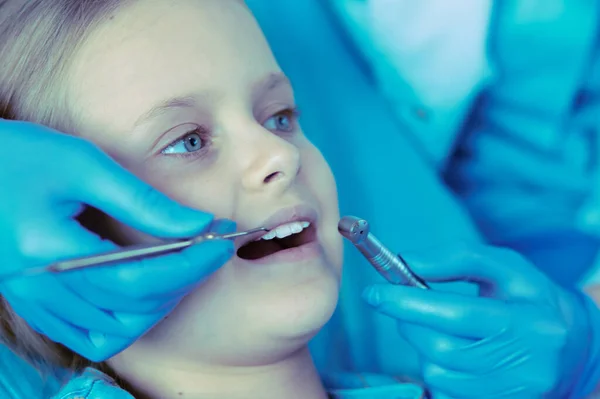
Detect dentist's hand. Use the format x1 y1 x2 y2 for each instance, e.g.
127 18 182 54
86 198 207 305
362 244 600 398
0 120 235 362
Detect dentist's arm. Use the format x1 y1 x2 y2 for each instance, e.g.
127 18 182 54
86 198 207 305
362 244 600 398
0 120 234 362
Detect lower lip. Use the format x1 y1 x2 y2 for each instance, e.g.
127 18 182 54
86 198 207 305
236 240 323 266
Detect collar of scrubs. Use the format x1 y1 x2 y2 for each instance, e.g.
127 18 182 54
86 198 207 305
326 0 495 167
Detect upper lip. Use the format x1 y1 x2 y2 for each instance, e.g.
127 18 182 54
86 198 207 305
236 204 318 248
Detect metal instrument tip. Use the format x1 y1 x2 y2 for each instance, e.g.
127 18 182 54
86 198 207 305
219 227 269 240
338 216 370 244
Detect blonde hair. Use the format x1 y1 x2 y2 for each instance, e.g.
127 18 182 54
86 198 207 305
0 0 131 375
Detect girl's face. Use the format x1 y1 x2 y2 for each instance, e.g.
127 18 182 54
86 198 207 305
66 0 342 366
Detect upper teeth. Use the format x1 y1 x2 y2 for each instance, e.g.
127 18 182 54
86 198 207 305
261 221 310 240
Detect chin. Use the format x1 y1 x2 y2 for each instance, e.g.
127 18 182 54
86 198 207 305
269 274 340 339
130 266 339 368
243 277 340 365
136 236 342 366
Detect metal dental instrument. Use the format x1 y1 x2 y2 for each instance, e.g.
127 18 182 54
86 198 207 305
5 227 268 280
338 216 430 289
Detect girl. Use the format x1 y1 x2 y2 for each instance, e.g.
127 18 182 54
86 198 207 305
0 0 425 398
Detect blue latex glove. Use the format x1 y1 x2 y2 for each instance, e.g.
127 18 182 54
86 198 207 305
0 120 235 362
362 244 600 398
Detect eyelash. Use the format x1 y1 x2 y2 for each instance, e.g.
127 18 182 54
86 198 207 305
162 107 300 160
275 107 300 125
162 126 211 159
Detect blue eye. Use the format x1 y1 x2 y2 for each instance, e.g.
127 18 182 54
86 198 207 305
263 110 296 132
163 130 204 155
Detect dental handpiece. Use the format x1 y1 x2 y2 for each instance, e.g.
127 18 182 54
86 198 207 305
338 216 430 289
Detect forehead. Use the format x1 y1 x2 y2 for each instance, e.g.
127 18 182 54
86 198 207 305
66 0 280 132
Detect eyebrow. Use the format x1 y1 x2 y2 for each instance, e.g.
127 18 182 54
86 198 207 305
252 72 292 101
134 96 197 128
134 72 291 128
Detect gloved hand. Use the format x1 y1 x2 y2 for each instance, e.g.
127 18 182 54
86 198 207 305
362 244 600 398
0 120 235 362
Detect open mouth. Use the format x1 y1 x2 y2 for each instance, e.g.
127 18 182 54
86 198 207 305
236 221 317 260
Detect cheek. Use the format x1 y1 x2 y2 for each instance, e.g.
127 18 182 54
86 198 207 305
131 161 238 219
100 153 239 243
311 157 338 217
302 144 343 269
301 144 338 207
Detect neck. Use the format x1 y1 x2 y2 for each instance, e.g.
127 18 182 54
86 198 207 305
108 347 328 399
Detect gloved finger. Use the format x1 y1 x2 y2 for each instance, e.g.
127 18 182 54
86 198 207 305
414 325 560 396
401 244 544 300
81 239 234 299
2 274 128 336
422 362 537 399
110 300 180 337
398 323 527 374
6 219 117 275
52 220 233 312
396 324 477 372
363 284 509 338
7 288 177 360
59 271 182 313
80 333 133 363
2 299 125 362
75 147 221 239
81 306 181 361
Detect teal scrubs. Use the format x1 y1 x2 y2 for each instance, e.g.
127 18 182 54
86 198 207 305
252 0 600 395
323 0 600 286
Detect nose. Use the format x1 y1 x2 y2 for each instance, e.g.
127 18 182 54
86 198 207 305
240 130 301 194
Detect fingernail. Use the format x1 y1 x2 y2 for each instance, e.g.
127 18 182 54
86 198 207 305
89 331 107 348
208 242 235 271
362 286 381 307
218 239 236 255
223 244 235 260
